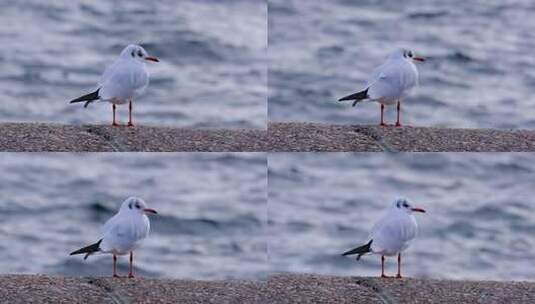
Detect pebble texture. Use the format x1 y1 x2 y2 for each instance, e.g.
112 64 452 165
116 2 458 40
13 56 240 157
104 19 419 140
0 275 267 304
266 273 535 304
0 123 267 152
2 122 533 152
1 274 534 303
268 122 535 152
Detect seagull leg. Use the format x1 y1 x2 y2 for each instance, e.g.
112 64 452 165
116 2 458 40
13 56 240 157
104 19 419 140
380 104 386 126
127 99 134 127
112 104 119 127
112 254 122 278
395 101 402 127
380 255 390 278
396 253 402 278
128 251 135 278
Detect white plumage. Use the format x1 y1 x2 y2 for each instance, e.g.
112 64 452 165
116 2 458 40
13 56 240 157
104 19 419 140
69 44 159 126
70 197 157 278
342 198 425 278
339 49 424 126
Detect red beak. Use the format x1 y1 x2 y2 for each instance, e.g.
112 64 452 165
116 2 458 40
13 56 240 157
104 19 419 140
143 208 158 214
413 56 425 62
144 56 159 62
411 207 426 213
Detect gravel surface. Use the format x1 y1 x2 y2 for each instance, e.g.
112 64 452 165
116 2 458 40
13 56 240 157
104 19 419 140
0 275 267 304
266 273 535 304
2 122 532 152
269 122 535 152
2 274 534 303
0 123 267 152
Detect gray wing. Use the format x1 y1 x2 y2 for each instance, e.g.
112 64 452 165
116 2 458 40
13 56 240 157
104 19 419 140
366 62 406 100
99 61 149 100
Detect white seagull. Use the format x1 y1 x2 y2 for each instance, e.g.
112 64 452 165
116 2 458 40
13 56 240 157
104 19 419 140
339 49 424 127
69 44 159 127
70 197 158 278
342 198 425 278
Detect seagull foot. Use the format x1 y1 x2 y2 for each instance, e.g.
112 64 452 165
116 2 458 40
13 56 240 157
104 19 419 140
380 274 393 279
127 122 134 127
379 123 387 127
113 274 125 279
396 274 402 279
112 123 120 127
395 123 402 127
128 273 135 278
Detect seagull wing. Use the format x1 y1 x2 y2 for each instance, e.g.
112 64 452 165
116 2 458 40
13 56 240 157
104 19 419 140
98 60 149 101
370 210 418 253
366 61 406 101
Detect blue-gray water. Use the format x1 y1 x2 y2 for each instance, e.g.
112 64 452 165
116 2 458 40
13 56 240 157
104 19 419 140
268 153 535 281
269 0 535 128
0 0 266 128
0 153 267 280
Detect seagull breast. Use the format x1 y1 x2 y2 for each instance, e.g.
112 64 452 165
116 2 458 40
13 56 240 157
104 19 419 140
366 58 419 103
99 213 151 255
369 210 419 256
98 59 149 103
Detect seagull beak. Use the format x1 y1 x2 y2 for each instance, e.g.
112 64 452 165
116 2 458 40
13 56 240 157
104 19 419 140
143 208 158 214
413 56 425 62
144 56 159 62
411 207 426 213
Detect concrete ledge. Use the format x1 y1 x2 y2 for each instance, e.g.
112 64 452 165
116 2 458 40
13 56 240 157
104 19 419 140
4 122 535 152
0 123 267 152
0 275 266 304
5 274 534 303
266 273 535 304
268 122 535 152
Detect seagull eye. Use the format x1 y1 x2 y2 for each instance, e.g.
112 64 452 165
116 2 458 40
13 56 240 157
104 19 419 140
135 203 140 209
403 202 409 208
137 50 143 57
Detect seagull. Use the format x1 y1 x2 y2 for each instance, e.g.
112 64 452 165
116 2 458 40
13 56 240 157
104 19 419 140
338 49 424 127
70 197 157 278
69 44 159 127
342 198 425 278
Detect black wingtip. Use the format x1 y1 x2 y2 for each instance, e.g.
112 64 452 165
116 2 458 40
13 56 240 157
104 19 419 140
70 239 102 257
338 88 369 103
69 89 100 105
342 239 373 257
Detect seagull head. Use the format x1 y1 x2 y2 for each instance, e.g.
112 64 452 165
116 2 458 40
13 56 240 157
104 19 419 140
120 197 158 215
391 48 425 63
393 198 426 214
120 44 159 63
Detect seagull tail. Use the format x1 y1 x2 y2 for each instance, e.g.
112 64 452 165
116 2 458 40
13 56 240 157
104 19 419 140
342 239 372 261
70 239 102 260
338 88 369 107
69 89 100 108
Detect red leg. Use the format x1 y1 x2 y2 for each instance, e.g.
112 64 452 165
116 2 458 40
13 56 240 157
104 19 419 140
128 251 135 278
395 101 402 127
381 255 388 278
396 253 402 278
112 254 121 278
112 104 119 127
127 100 134 127
380 104 386 126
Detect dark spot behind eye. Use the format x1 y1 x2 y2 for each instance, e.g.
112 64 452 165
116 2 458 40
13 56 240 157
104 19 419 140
131 51 135 57
128 203 133 209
